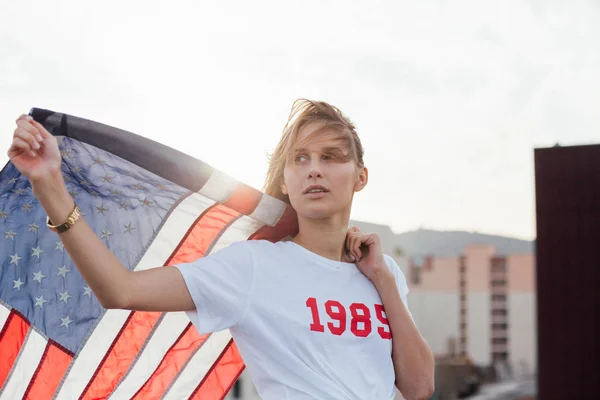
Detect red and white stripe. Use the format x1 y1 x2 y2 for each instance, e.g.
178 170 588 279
53 193 217 400
0 177 290 399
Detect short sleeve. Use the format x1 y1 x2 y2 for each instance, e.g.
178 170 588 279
175 241 255 334
383 255 414 322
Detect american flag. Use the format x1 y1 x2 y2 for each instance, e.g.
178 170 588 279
0 108 298 399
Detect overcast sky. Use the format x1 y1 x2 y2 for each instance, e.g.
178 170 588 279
1 0 599 240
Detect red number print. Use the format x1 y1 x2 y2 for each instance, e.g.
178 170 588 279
350 303 372 337
374 304 392 339
325 300 347 335
306 298 391 339
306 297 325 332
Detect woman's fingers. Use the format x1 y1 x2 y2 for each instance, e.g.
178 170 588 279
30 120 52 139
15 121 41 149
346 230 363 261
8 137 36 158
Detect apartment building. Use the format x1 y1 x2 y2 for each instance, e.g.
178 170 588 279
408 244 536 377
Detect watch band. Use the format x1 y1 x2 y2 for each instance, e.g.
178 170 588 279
47 203 81 233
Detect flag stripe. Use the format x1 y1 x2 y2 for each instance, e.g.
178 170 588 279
223 183 262 216
79 312 163 400
188 339 245 400
131 324 206 399
249 204 298 242
108 210 263 399
0 309 29 389
0 328 46 399
0 304 11 334
127 212 266 399
107 312 196 399
161 330 233 400
53 193 216 400
79 202 238 400
23 342 73 400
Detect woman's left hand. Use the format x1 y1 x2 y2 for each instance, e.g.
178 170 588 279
345 227 393 284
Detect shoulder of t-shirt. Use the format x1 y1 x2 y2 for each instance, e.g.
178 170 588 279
383 254 409 287
383 254 400 274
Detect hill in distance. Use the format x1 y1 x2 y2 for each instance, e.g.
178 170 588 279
395 228 534 258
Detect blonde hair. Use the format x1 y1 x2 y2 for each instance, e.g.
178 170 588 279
263 99 365 203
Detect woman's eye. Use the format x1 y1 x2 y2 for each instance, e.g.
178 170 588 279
295 155 308 162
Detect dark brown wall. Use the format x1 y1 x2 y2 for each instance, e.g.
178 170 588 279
534 144 600 399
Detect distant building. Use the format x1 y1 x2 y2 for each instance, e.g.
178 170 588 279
407 244 536 378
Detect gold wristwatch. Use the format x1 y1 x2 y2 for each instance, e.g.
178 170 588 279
47 203 82 233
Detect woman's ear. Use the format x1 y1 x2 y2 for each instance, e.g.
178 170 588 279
354 166 368 192
280 182 289 195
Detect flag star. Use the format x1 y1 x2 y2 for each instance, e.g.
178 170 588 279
90 190 100 197
118 201 130 210
110 189 122 196
32 270 46 283
123 222 135 233
131 183 144 191
68 188 79 198
13 278 24 291
7 177 17 184
21 202 34 212
101 229 113 240
63 175 72 183
92 156 106 165
13 188 26 195
34 295 47 308
31 246 44 258
58 290 72 303
80 179 90 186
60 316 73 328
0 210 8 219
55 241 64 251
57 265 70 278
156 184 167 191
28 222 40 232
95 204 107 214
60 149 73 158
83 286 92 296
10 253 22 266
102 174 113 183
140 198 153 207
72 166 82 174
5 229 17 240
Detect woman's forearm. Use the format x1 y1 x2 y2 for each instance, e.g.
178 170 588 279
32 171 131 308
373 272 435 400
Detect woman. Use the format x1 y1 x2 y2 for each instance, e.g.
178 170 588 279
9 99 434 400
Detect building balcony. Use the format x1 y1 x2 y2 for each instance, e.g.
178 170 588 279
491 285 507 294
491 315 508 324
492 343 509 353
490 272 506 281
491 329 508 339
491 300 507 310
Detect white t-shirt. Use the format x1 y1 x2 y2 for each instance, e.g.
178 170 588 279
175 239 412 400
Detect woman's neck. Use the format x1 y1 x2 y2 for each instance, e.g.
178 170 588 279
292 215 352 263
